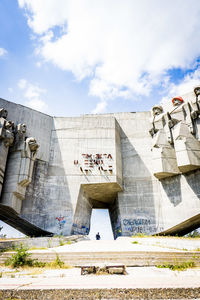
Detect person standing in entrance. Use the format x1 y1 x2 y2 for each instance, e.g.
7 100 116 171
96 232 101 240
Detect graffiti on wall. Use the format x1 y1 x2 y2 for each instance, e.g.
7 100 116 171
56 216 66 229
123 218 164 234
74 153 113 173
72 223 89 235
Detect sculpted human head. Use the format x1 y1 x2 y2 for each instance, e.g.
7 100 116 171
172 97 184 106
26 137 39 152
17 123 27 134
152 105 163 117
5 120 14 130
194 86 200 97
0 108 8 119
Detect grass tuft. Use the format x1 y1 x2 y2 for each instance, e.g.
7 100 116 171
156 261 195 271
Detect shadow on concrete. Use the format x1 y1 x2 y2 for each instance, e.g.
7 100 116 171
160 175 182 207
19 122 74 236
184 169 200 200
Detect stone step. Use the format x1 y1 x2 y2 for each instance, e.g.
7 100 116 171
1 251 200 266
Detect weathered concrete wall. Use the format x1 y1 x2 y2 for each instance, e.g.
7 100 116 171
0 91 200 237
0 98 53 161
0 99 53 235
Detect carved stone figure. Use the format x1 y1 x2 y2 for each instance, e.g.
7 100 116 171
18 137 39 187
152 105 163 117
0 118 39 214
194 86 200 97
16 123 27 141
0 108 8 119
149 105 164 137
150 92 200 178
172 121 200 173
0 108 14 197
172 96 184 106
152 128 180 179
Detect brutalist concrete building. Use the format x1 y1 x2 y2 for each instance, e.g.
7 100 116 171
0 87 200 238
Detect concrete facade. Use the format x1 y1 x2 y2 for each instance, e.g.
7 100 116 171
0 88 200 238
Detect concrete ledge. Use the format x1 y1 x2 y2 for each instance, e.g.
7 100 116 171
0 288 200 299
0 235 88 250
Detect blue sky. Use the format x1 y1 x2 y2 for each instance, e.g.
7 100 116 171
1 0 200 237
1 0 200 117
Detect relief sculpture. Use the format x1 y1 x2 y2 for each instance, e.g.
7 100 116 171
0 115 39 214
0 108 14 196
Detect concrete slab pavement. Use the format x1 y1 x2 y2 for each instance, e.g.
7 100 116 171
0 267 200 290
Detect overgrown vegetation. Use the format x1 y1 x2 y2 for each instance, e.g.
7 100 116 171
4 243 70 269
5 244 33 267
59 239 65 246
50 254 64 268
156 261 195 271
47 239 52 248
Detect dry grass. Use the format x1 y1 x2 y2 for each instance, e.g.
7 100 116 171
29 247 48 250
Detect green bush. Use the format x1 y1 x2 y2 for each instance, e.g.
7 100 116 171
33 260 46 267
5 244 33 267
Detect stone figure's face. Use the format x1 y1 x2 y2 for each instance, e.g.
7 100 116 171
22 124 27 133
0 108 8 119
18 123 27 134
28 138 39 152
152 106 163 116
5 120 14 130
173 98 183 106
194 87 200 97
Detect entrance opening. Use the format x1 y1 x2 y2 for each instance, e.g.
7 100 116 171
89 209 114 240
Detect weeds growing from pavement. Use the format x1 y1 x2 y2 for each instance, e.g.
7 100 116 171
156 261 195 271
4 243 71 269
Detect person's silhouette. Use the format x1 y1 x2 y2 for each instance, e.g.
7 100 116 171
96 232 101 240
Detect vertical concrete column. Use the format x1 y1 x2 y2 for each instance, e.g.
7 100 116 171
71 187 92 235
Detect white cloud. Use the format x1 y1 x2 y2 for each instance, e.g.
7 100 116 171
24 98 48 112
18 79 27 89
160 67 200 111
91 100 107 114
17 79 48 113
0 47 7 57
18 0 200 105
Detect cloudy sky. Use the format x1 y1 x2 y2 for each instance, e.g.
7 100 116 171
0 0 200 117
1 0 200 237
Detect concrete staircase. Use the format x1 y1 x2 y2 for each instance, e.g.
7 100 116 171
1 250 200 267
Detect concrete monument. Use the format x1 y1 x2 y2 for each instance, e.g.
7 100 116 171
0 87 200 238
